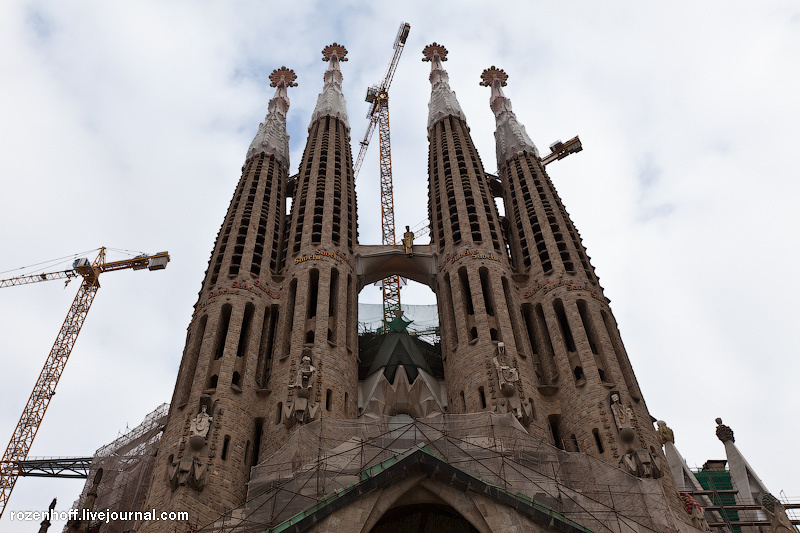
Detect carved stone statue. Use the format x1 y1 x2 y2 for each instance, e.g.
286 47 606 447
493 343 519 397
284 353 320 427
190 405 212 438
761 493 795 533
656 420 674 444
490 343 531 425
681 493 711 532
402 226 414 256
610 392 635 444
189 404 213 450
290 355 316 397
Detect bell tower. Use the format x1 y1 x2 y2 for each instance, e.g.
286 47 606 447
138 66 296 532
423 43 536 425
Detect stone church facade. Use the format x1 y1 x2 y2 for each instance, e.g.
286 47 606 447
130 42 713 533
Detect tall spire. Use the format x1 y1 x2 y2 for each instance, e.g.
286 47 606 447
480 66 539 166
422 43 466 130
309 43 350 130
247 67 297 167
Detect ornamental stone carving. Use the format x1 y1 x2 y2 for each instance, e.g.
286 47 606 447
610 392 635 445
491 343 532 425
656 420 674 444
715 417 734 443
284 353 320 427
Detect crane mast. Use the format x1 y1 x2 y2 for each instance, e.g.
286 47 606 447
0 247 170 518
355 22 410 329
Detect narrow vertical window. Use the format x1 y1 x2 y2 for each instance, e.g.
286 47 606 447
221 435 231 460
593 428 604 454
178 315 207 406
553 299 576 352
458 267 474 315
549 415 563 450
326 389 332 411
479 267 494 316
252 419 263 467
328 268 339 343
478 387 487 409
214 305 233 360
443 274 458 346
307 269 319 318
236 303 255 358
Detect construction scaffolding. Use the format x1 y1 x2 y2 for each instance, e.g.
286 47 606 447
68 403 169 533
201 413 684 533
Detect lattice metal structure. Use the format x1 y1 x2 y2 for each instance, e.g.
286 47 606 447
68 403 169 533
200 413 679 533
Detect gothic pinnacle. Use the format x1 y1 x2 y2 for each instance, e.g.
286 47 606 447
246 66 297 167
422 43 466 131
309 43 350 130
480 66 539 166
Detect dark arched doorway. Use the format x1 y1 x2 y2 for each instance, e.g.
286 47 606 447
370 504 479 533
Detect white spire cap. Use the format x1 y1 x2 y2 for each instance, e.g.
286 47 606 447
309 43 350 131
480 66 539 167
247 67 297 167
422 43 467 131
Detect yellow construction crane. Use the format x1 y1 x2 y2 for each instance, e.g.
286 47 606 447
354 21 410 329
0 247 170 519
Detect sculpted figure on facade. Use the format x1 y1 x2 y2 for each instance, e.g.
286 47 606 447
284 352 320 427
610 392 635 444
403 226 414 256
190 405 212 439
492 343 532 425
290 354 317 393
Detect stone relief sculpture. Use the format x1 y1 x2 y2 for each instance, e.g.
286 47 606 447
491 343 532 425
190 405 212 439
610 392 635 444
612 392 663 479
168 398 213 491
284 352 320 427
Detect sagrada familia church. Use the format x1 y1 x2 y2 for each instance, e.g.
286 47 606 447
61 41 796 533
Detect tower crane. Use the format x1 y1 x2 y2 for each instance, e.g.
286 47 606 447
0 247 170 519
354 21 410 329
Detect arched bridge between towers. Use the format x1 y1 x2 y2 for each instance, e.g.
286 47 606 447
354 244 438 291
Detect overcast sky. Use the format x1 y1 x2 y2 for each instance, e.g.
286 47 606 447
1 1 799 530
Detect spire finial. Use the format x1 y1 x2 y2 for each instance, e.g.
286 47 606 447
422 43 466 130
480 65 539 165
715 417 735 443
479 66 508 87
422 43 448 62
269 66 298 88
322 43 348 62
309 43 350 130
246 67 296 165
